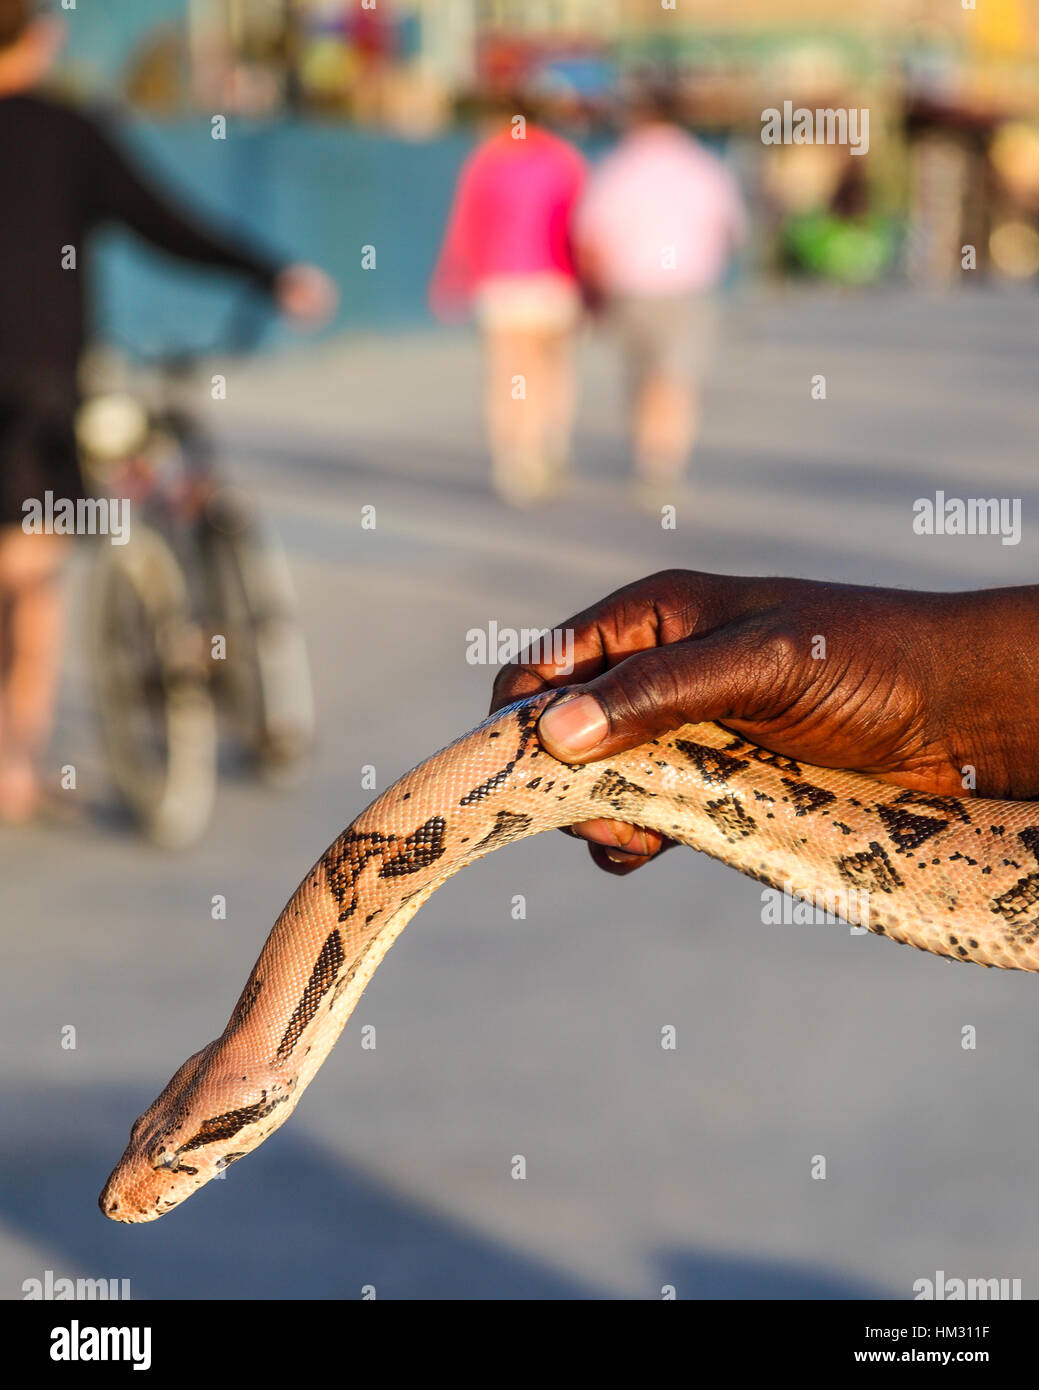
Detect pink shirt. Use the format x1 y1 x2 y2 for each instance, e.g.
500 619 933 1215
576 126 746 296
430 126 587 319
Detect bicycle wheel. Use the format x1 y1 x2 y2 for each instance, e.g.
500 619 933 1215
200 490 315 775
88 524 217 849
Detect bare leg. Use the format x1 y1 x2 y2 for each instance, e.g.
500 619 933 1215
483 327 566 505
541 327 576 474
633 373 697 484
0 527 69 820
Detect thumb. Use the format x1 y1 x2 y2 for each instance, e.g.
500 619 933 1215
537 629 778 763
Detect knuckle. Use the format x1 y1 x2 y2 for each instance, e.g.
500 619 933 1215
605 649 685 731
645 567 692 590
490 663 522 706
490 664 512 697
748 625 811 713
643 568 704 609
760 626 803 672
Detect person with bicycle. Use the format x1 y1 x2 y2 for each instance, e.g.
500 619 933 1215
0 0 337 821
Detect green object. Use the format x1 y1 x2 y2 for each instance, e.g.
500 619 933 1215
784 210 897 284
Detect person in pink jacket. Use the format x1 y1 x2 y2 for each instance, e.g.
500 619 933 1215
430 104 587 505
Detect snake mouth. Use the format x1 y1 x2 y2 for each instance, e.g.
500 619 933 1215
98 1192 122 1220
100 1200 166 1224
98 1149 214 1223
97 1169 175 1224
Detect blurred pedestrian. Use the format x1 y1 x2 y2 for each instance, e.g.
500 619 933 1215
0 0 336 822
574 84 746 506
430 96 587 505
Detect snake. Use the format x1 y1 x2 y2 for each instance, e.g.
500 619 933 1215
99 690 1039 1223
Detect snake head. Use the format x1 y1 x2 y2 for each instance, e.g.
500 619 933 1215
98 1043 288 1223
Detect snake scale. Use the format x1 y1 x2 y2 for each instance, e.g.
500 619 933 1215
100 690 1039 1223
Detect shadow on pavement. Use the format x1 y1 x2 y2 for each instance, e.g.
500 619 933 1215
2 1081 598 1300
3 1081 888 1300
652 1248 891 1301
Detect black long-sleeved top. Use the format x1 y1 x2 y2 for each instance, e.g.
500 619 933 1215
0 93 283 384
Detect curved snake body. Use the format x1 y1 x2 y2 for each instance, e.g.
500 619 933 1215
100 692 1039 1222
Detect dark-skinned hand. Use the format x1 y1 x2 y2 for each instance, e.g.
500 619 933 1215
489 570 1039 875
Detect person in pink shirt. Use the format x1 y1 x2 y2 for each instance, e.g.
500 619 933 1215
575 85 747 504
430 102 587 505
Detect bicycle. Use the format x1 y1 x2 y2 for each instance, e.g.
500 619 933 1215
75 302 315 849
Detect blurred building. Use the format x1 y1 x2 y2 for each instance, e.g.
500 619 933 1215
56 0 1039 287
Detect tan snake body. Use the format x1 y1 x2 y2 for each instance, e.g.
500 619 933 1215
100 691 1039 1223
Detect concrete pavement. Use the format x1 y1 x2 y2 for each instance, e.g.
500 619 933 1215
2 285 1037 1299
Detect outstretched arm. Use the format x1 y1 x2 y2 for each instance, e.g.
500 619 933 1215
80 112 336 324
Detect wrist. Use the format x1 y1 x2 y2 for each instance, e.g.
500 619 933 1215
933 587 1039 799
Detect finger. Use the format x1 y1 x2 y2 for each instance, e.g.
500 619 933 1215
489 569 739 715
537 622 788 763
587 841 658 876
565 818 670 858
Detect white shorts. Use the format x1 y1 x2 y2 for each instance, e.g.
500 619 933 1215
475 274 582 332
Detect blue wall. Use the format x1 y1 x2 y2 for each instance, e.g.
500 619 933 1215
61 0 187 83
95 121 477 355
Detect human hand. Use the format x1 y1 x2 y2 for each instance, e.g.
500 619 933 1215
489 569 1039 874
274 263 338 327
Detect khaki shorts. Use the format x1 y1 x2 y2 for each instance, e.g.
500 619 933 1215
609 292 718 387
476 274 582 332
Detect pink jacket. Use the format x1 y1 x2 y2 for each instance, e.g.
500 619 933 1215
430 125 587 319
